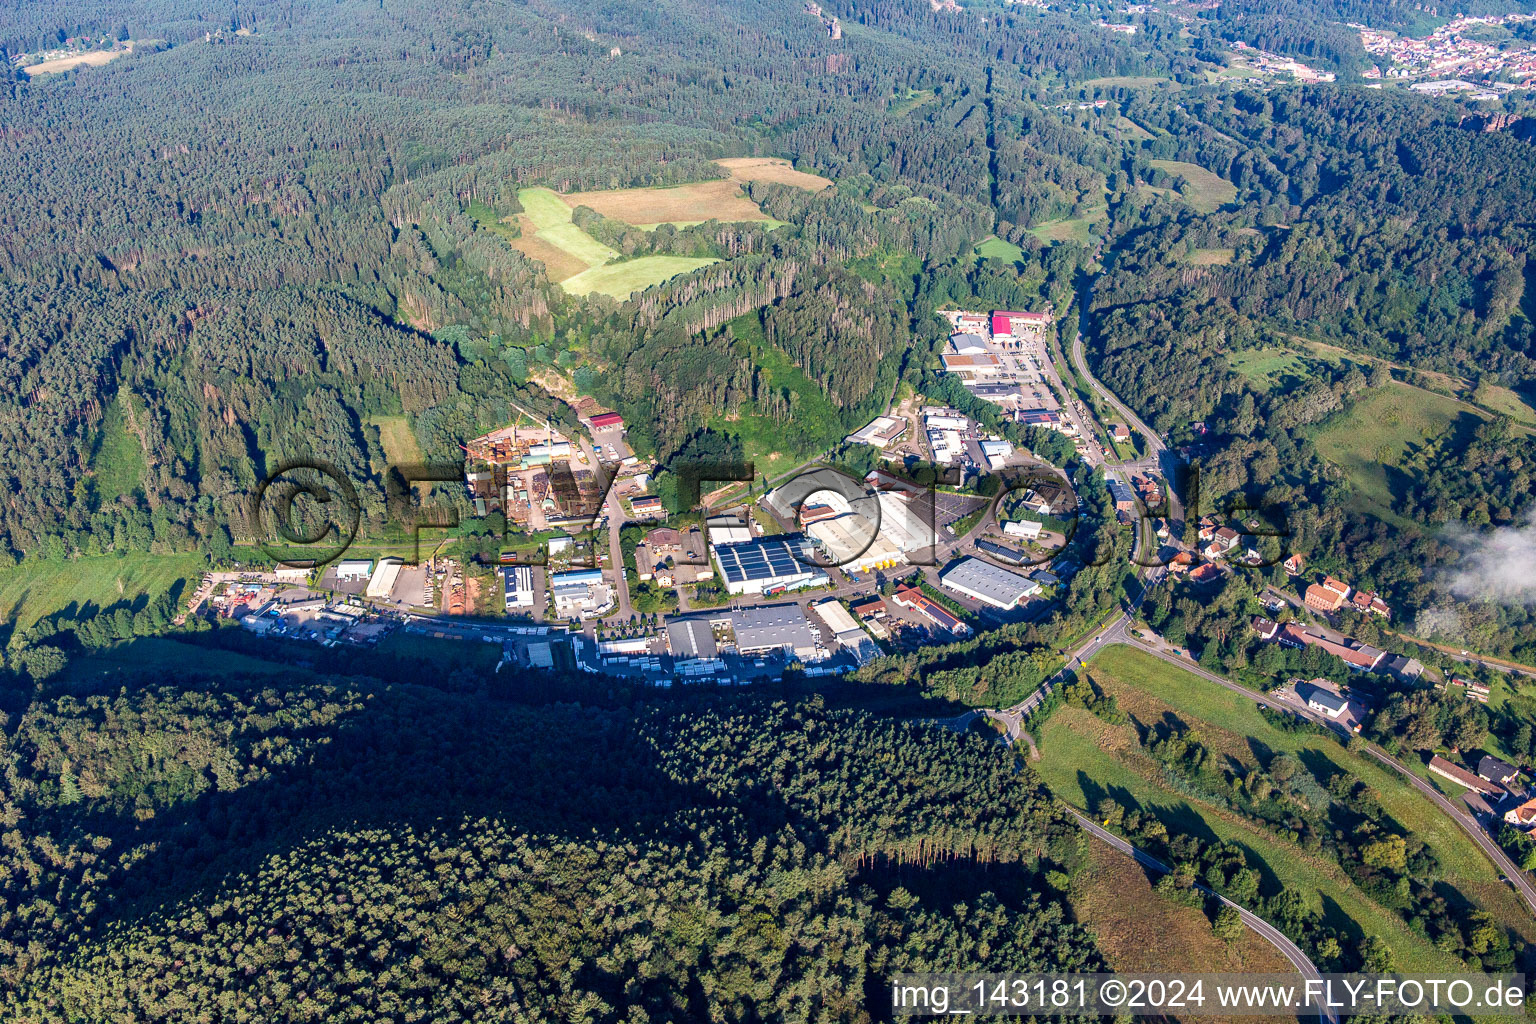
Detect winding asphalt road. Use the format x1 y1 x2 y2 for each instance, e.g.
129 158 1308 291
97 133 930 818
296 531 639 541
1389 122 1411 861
1064 807 1336 1023
1112 633 1536 918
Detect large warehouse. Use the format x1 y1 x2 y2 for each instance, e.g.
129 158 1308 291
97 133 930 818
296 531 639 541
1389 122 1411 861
712 537 825 596
939 557 1041 610
730 604 821 660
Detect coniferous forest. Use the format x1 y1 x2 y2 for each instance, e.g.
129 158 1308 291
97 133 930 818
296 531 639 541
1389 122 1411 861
4 0 1536 1015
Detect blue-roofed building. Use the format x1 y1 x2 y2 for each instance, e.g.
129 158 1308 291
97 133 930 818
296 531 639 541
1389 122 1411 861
712 536 824 596
549 569 604 587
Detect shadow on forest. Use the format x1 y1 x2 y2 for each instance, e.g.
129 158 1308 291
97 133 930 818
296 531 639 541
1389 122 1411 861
25 634 1004 955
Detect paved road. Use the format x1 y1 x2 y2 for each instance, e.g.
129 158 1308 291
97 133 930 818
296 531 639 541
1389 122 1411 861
1115 634 1536 918
1064 807 1336 1024
1071 333 1163 464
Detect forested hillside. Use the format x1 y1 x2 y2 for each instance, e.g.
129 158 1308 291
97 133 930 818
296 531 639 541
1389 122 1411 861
0 654 1104 1019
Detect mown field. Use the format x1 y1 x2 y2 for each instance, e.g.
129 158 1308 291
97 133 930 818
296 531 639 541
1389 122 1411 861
370 415 423 467
1187 246 1235 266
1029 204 1106 246
504 186 739 298
974 235 1027 263
1069 840 1295 984
24 49 125 74
561 256 719 298
563 178 780 228
0 552 205 635
1074 645 1536 942
1148 159 1237 213
1225 347 1312 390
716 156 833 191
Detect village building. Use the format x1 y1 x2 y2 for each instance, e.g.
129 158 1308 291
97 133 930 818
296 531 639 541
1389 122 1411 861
891 584 970 636
1303 681 1348 719
1507 795 1536 829
1479 755 1520 786
1304 576 1352 613
1428 755 1504 796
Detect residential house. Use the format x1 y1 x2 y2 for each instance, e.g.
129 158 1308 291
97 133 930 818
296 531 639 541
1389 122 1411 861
1479 755 1519 786
1428 755 1504 796
1351 590 1392 619
1250 616 1280 641
1304 682 1349 719
1205 527 1240 559
1283 553 1306 576
1506 795 1536 829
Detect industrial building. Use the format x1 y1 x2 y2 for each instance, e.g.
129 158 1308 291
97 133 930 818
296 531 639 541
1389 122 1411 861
731 604 821 660
845 415 909 449
667 617 719 661
335 559 373 581
939 557 1040 610
549 569 613 618
502 565 535 610
712 537 825 596
365 558 403 600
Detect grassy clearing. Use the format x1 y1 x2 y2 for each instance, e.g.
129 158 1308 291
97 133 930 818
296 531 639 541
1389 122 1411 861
707 313 845 471
1299 336 1536 428
0 552 205 635
370 415 423 466
1478 383 1536 425
1081 75 1171 89
1187 246 1235 266
88 398 147 503
716 157 832 191
1029 204 1106 246
888 87 938 117
1225 347 1312 390
1035 706 1464 974
561 256 718 299
1312 382 1471 511
563 178 778 227
974 235 1027 263
1082 645 1536 941
1070 840 1293 977
1148 160 1237 213
1114 116 1155 141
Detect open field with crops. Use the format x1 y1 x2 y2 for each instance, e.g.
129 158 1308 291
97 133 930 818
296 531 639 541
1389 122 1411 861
562 178 780 228
716 157 832 190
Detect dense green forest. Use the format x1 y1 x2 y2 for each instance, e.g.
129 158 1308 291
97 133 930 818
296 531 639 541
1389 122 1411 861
3 0 1536 1012
0 649 1107 1019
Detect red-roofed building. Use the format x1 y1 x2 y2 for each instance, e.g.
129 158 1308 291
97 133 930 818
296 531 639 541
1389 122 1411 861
1305 577 1351 613
588 412 624 430
989 310 1052 346
1351 590 1392 619
892 583 970 636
